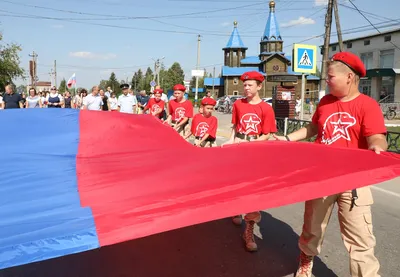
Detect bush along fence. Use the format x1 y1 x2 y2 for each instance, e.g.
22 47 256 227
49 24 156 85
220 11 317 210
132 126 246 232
275 117 400 153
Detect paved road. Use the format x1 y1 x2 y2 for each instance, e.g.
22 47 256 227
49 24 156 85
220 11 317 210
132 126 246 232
1 112 399 277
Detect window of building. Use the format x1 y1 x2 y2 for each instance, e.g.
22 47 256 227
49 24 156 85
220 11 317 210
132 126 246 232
364 40 370 46
347 42 352 48
332 45 337 51
360 52 373 70
270 43 276 52
233 78 239 85
380 49 394 68
384 35 391 42
233 91 239 95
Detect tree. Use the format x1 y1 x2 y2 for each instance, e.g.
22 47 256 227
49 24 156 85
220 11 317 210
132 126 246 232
167 62 185 89
99 79 108 90
0 33 24 89
58 78 67 93
107 72 121 95
16 84 26 94
143 67 153 92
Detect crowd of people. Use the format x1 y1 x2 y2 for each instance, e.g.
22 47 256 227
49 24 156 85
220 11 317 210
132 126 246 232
0 51 390 277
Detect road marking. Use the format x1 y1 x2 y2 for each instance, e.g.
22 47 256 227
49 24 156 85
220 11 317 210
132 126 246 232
372 186 400 198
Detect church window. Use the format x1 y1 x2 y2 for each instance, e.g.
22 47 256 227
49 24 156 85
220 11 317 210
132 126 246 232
233 90 239 95
233 78 239 85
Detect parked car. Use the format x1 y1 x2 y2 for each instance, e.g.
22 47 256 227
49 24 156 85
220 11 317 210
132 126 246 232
262 97 272 106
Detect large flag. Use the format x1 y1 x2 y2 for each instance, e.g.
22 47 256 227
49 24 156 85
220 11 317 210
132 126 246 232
0 109 399 269
67 73 76 89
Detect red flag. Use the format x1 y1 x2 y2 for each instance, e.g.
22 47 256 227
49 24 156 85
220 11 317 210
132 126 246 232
77 111 400 246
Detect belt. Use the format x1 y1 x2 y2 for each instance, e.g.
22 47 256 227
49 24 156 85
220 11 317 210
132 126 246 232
195 136 216 142
235 133 259 141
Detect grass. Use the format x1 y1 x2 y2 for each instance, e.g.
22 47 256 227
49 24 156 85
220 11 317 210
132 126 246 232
387 126 400 133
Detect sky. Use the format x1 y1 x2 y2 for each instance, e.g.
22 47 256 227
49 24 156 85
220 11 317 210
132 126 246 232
1 0 399 89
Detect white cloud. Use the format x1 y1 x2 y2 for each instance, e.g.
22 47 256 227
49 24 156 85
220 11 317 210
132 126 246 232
221 22 231 27
281 16 316 27
51 24 64 29
315 0 328 6
69 51 117 60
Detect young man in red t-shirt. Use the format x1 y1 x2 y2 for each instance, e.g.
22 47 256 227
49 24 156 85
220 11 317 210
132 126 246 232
274 52 387 277
143 88 165 119
184 97 218 147
165 84 194 137
223 71 277 252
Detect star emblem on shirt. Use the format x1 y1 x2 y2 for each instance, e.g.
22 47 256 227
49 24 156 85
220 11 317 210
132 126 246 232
241 113 261 134
331 118 353 138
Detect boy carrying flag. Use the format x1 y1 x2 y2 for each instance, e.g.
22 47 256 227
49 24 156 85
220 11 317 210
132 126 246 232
184 97 218 147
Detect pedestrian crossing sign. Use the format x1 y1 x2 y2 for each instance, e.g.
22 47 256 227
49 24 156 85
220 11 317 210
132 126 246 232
293 44 317 74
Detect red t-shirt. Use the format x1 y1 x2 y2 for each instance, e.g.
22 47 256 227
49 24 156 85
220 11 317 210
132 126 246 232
169 100 193 122
232 99 277 135
312 94 387 149
147 98 165 118
191 113 218 139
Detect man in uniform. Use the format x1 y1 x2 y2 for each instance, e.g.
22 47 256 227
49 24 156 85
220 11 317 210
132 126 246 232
118 84 137 114
274 52 386 277
223 71 277 252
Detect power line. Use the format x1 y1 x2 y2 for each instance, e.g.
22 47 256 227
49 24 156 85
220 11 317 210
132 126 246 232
0 0 264 20
347 0 400 51
339 3 400 24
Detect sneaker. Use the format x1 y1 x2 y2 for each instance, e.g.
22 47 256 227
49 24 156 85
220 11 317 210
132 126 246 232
294 251 314 277
232 215 242 225
243 221 257 252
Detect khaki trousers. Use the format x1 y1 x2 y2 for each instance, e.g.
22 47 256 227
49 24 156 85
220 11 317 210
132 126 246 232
171 122 189 137
299 187 380 277
234 136 261 223
194 139 216 148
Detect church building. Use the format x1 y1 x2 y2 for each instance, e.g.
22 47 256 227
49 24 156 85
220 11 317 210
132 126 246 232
204 1 320 99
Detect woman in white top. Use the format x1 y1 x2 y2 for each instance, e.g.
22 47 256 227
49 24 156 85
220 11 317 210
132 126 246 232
26 88 42 108
108 92 118 111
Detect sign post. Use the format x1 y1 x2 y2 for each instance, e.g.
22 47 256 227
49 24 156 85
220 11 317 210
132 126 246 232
292 44 317 120
150 80 156 93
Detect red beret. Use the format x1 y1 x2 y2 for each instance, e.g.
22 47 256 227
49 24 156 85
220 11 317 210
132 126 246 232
153 88 163 94
240 71 265 82
331 51 366 77
173 84 186 92
201 97 216 106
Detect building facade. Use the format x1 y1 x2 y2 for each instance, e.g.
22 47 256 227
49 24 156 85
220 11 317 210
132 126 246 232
28 81 52 93
204 1 320 99
326 28 400 102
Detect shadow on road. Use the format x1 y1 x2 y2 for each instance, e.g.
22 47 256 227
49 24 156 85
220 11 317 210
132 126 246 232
0 212 337 277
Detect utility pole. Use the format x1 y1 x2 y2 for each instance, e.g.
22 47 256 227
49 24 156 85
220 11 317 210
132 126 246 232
320 0 334 93
333 0 344 51
195 34 201 107
152 57 165 89
212 66 215 97
54 60 57 88
29 51 38 89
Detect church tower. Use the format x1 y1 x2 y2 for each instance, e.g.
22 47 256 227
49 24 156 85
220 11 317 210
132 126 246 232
223 21 248 67
260 1 283 60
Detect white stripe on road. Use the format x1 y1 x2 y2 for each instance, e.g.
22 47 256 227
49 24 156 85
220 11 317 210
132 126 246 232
372 186 400 198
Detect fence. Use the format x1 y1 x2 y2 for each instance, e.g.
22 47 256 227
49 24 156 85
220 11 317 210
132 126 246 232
276 117 400 153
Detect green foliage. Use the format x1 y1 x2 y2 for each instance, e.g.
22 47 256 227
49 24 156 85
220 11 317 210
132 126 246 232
143 67 153 92
0 33 24 89
58 78 67 93
16 84 26 94
108 72 121 95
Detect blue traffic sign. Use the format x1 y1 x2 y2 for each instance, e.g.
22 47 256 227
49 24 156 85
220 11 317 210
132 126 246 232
150 80 156 87
293 44 317 74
